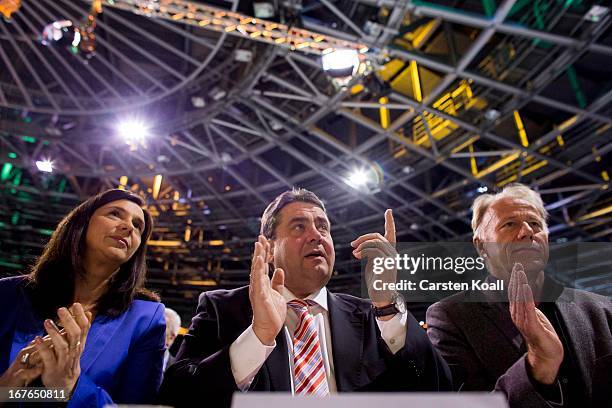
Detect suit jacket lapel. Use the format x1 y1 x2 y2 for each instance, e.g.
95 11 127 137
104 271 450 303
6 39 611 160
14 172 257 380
473 301 525 379
80 312 128 373
555 289 592 396
328 291 365 391
262 328 291 391
479 301 524 352
245 291 290 392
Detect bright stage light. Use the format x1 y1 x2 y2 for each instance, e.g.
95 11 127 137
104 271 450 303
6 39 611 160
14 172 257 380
346 168 369 188
322 49 360 78
36 160 53 173
41 20 78 47
118 120 148 142
345 163 384 193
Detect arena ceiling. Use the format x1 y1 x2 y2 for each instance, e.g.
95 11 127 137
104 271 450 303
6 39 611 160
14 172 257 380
1 0 611 318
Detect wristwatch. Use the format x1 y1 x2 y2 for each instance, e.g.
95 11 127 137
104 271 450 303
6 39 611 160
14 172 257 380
372 293 406 317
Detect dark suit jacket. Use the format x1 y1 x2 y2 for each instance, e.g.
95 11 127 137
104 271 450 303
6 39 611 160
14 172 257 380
0 276 166 407
426 285 612 408
160 286 451 407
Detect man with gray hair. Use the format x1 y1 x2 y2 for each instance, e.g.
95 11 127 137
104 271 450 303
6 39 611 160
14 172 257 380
427 183 611 407
163 308 181 372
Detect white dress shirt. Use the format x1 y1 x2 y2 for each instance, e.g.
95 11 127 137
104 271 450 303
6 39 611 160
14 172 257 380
229 287 408 392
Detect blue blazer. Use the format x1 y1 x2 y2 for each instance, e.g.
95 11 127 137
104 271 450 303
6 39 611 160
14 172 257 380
0 276 166 407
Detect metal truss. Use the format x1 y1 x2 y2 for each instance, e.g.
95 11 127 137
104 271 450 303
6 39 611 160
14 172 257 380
98 0 367 55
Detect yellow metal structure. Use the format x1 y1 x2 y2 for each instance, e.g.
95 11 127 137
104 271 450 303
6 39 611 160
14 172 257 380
468 144 478 176
578 205 612 221
152 174 163 199
475 152 520 179
409 61 422 102
513 110 529 147
393 18 439 50
497 159 548 187
556 135 565 146
148 240 182 247
0 0 20 19
386 79 483 159
379 97 390 129
412 80 478 147
451 136 480 154
350 84 365 95
97 0 367 55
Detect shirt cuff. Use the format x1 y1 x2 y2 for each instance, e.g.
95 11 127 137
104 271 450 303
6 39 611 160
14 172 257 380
229 324 276 391
376 311 408 354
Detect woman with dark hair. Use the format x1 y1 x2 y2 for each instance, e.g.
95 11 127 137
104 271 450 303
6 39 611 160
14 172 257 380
0 189 165 406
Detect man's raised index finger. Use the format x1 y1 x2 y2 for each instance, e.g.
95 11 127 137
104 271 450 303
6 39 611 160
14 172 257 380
384 209 396 244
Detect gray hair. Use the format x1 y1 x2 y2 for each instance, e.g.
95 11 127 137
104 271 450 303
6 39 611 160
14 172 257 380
164 307 181 336
260 188 326 239
471 183 548 237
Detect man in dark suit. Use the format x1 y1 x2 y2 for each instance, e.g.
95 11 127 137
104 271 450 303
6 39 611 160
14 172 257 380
160 188 451 407
427 183 612 407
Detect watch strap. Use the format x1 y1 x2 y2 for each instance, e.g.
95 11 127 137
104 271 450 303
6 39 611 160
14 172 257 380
372 295 401 317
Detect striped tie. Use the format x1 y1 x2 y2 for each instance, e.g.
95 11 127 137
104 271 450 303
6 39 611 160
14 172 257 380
287 299 330 396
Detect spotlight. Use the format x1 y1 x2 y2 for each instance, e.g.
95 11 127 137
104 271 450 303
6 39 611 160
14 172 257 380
364 21 383 37
220 152 232 163
234 49 253 62
346 168 369 188
41 20 78 48
345 163 384 193
118 119 148 143
190 96 206 108
402 166 414 175
477 186 488 193
209 87 226 101
270 120 283 131
322 49 360 78
484 109 501 122
253 2 275 18
35 160 53 173
584 5 608 22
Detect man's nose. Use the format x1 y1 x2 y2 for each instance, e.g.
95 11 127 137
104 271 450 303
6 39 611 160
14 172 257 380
307 224 323 243
516 221 534 240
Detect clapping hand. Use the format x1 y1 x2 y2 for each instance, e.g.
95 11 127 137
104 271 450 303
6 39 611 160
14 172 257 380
250 235 287 346
34 303 92 393
0 303 92 390
0 347 44 387
508 263 563 385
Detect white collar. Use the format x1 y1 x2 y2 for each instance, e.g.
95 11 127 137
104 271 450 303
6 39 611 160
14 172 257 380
281 286 328 312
